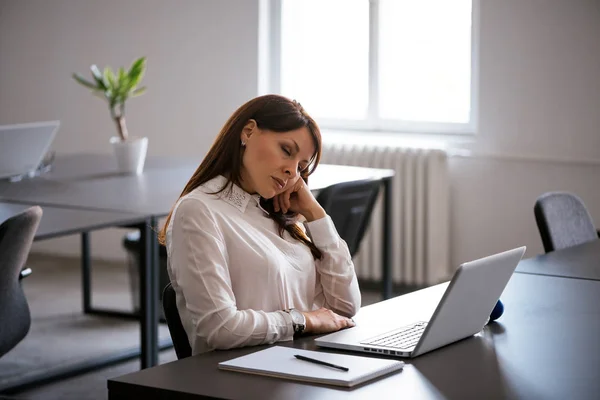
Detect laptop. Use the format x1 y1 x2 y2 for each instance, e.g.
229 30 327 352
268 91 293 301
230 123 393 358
0 121 60 180
315 246 526 358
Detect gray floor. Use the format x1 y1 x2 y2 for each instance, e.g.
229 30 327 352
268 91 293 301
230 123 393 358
3 255 382 400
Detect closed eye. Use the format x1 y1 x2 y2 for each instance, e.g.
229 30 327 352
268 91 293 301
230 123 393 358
281 143 308 172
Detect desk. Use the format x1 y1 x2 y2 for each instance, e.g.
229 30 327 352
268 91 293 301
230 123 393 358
0 154 394 217
515 239 600 281
108 247 600 400
107 274 600 400
1 202 146 240
0 154 395 369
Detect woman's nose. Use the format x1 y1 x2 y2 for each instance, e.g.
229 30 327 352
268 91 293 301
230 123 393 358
285 162 299 178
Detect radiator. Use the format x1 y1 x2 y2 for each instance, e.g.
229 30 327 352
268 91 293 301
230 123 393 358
321 143 450 286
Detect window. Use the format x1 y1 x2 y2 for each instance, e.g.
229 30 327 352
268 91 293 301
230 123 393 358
263 0 477 135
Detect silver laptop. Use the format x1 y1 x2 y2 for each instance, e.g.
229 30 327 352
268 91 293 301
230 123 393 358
315 246 526 358
0 121 59 180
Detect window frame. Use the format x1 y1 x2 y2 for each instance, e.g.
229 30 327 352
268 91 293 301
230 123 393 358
262 0 480 136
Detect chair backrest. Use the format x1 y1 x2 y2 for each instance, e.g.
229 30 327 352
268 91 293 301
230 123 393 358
162 282 192 359
534 192 598 253
0 206 42 357
316 179 381 257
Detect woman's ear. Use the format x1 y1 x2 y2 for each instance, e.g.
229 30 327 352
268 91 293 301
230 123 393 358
241 119 257 142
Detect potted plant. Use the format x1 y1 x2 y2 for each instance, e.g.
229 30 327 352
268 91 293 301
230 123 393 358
72 56 149 175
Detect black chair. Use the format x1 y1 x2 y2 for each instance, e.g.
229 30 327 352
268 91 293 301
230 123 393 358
122 231 170 304
162 282 192 359
316 179 381 257
534 191 599 253
0 206 43 358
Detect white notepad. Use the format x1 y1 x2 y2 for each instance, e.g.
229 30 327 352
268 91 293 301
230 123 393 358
218 346 404 388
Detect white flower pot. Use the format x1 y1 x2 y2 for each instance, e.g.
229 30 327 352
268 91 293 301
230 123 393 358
110 136 148 175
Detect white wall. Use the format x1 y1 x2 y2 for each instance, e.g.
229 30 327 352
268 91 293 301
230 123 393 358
1 0 599 270
0 0 259 155
0 0 260 261
450 0 600 265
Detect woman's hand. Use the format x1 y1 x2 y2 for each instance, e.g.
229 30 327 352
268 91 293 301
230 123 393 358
273 178 326 222
301 307 355 335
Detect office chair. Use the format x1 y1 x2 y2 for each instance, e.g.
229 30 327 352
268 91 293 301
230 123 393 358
316 179 381 257
0 206 42 358
122 231 170 308
162 282 192 359
534 191 599 253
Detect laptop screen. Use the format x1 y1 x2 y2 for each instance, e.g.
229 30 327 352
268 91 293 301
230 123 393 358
0 121 59 180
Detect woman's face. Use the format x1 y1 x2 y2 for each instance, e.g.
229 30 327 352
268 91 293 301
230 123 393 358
239 121 316 199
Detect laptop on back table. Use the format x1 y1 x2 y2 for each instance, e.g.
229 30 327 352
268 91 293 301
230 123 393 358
0 121 59 180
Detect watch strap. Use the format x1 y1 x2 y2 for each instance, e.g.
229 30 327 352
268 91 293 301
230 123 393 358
284 308 305 335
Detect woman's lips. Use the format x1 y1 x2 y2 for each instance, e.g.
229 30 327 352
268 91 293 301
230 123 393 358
272 176 285 190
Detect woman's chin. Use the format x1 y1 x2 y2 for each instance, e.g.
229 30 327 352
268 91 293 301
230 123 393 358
259 189 277 200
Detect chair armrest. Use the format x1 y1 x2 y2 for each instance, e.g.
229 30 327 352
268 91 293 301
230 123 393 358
19 267 32 280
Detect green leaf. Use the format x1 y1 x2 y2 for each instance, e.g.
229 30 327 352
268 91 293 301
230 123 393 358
104 67 116 91
131 86 147 97
127 56 146 89
72 73 99 90
90 65 107 90
74 57 147 111
115 67 131 100
118 68 128 90
128 56 146 76
118 67 126 83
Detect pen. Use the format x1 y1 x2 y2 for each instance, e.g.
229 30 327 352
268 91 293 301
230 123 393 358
294 354 349 372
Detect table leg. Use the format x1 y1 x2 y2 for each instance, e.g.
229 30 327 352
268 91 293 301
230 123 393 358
150 216 159 362
81 232 92 313
81 224 166 324
138 218 159 369
382 177 393 300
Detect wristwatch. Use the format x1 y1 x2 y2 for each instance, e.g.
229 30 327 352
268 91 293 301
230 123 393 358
284 308 306 335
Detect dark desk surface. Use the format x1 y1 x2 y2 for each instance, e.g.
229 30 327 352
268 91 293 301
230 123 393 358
107 272 600 400
0 202 147 240
0 153 394 216
516 239 600 281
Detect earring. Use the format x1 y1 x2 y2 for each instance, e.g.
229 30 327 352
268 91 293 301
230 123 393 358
241 140 246 147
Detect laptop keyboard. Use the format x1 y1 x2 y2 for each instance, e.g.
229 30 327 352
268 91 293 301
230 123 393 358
361 322 428 350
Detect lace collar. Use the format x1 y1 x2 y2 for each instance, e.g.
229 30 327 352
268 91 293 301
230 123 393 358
202 175 267 214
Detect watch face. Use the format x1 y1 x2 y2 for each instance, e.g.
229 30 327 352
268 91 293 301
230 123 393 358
289 309 305 326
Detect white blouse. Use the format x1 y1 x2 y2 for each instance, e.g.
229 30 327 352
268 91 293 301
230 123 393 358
165 175 361 355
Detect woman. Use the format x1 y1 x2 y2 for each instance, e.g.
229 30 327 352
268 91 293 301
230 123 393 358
158 94 361 355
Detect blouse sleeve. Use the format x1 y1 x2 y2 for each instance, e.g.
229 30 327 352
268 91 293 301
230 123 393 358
169 197 294 354
305 216 361 317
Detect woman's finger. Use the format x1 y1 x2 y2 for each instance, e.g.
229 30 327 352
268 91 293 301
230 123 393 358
281 189 292 213
273 195 280 212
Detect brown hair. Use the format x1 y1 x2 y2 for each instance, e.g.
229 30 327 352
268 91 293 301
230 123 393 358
158 94 323 259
